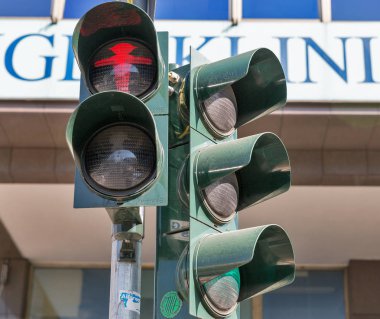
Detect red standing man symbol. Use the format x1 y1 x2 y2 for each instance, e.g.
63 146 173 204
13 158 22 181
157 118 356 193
94 43 153 92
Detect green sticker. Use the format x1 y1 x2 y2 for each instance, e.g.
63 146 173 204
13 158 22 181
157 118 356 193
160 291 182 318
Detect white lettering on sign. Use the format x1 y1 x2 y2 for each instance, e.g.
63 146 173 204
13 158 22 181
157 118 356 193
0 19 379 101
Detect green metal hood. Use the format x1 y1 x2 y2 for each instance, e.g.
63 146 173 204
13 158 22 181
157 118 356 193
195 48 287 128
194 224 295 302
66 91 163 200
72 1 163 101
194 132 291 212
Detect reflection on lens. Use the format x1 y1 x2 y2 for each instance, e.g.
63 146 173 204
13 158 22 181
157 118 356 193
203 173 239 222
84 124 155 192
89 39 157 96
201 85 237 136
203 268 240 313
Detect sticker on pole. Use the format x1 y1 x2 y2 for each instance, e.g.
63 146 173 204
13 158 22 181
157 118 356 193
160 291 182 318
119 290 141 313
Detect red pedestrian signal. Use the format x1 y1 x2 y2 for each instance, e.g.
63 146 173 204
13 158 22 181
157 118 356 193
67 2 169 207
89 40 157 95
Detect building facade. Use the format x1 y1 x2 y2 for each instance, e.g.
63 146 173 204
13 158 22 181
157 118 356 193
0 0 380 318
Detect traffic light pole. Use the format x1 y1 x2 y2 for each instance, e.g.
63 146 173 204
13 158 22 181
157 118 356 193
122 0 156 20
108 207 144 319
105 2 155 315
68 0 168 318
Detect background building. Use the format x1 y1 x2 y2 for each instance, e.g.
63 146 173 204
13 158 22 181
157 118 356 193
0 0 380 318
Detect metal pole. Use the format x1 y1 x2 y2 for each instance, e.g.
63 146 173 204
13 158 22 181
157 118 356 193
108 207 144 319
106 2 153 317
120 0 156 20
229 0 242 25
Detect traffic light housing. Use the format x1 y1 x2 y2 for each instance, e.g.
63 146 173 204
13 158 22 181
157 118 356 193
72 1 165 104
186 49 295 318
66 2 168 208
189 48 286 141
186 224 294 318
191 133 291 226
154 48 295 319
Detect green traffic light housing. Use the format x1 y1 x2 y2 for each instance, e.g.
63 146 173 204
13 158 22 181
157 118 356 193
72 1 164 103
66 91 165 203
68 2 169 208
176 48 296 319
188 48 286 139
192 224 295 318
178 223 295 318
193 132 290 225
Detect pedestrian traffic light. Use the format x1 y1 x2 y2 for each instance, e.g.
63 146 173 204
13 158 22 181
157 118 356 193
66 2 168 208
154 48 295 318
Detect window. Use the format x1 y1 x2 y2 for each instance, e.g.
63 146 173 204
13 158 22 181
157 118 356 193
27 268 165 319
332 0 380 21
64 0 108 19
29 267 346 319
28 268 110 319
155 0 229 20
263 270 346 319
28 267 253 318
63 0 229 20
243 0 320 19
0 0 50 17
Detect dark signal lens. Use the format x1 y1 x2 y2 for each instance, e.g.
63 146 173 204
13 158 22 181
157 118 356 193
84 124 156 195
89 39 157 96
202 173 239 223
202 268 240 315
201 85 238 137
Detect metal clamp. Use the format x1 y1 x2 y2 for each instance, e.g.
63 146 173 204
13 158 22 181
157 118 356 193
107 207 144 262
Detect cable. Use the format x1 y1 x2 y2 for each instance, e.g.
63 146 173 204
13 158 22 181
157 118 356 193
0 260 9 297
